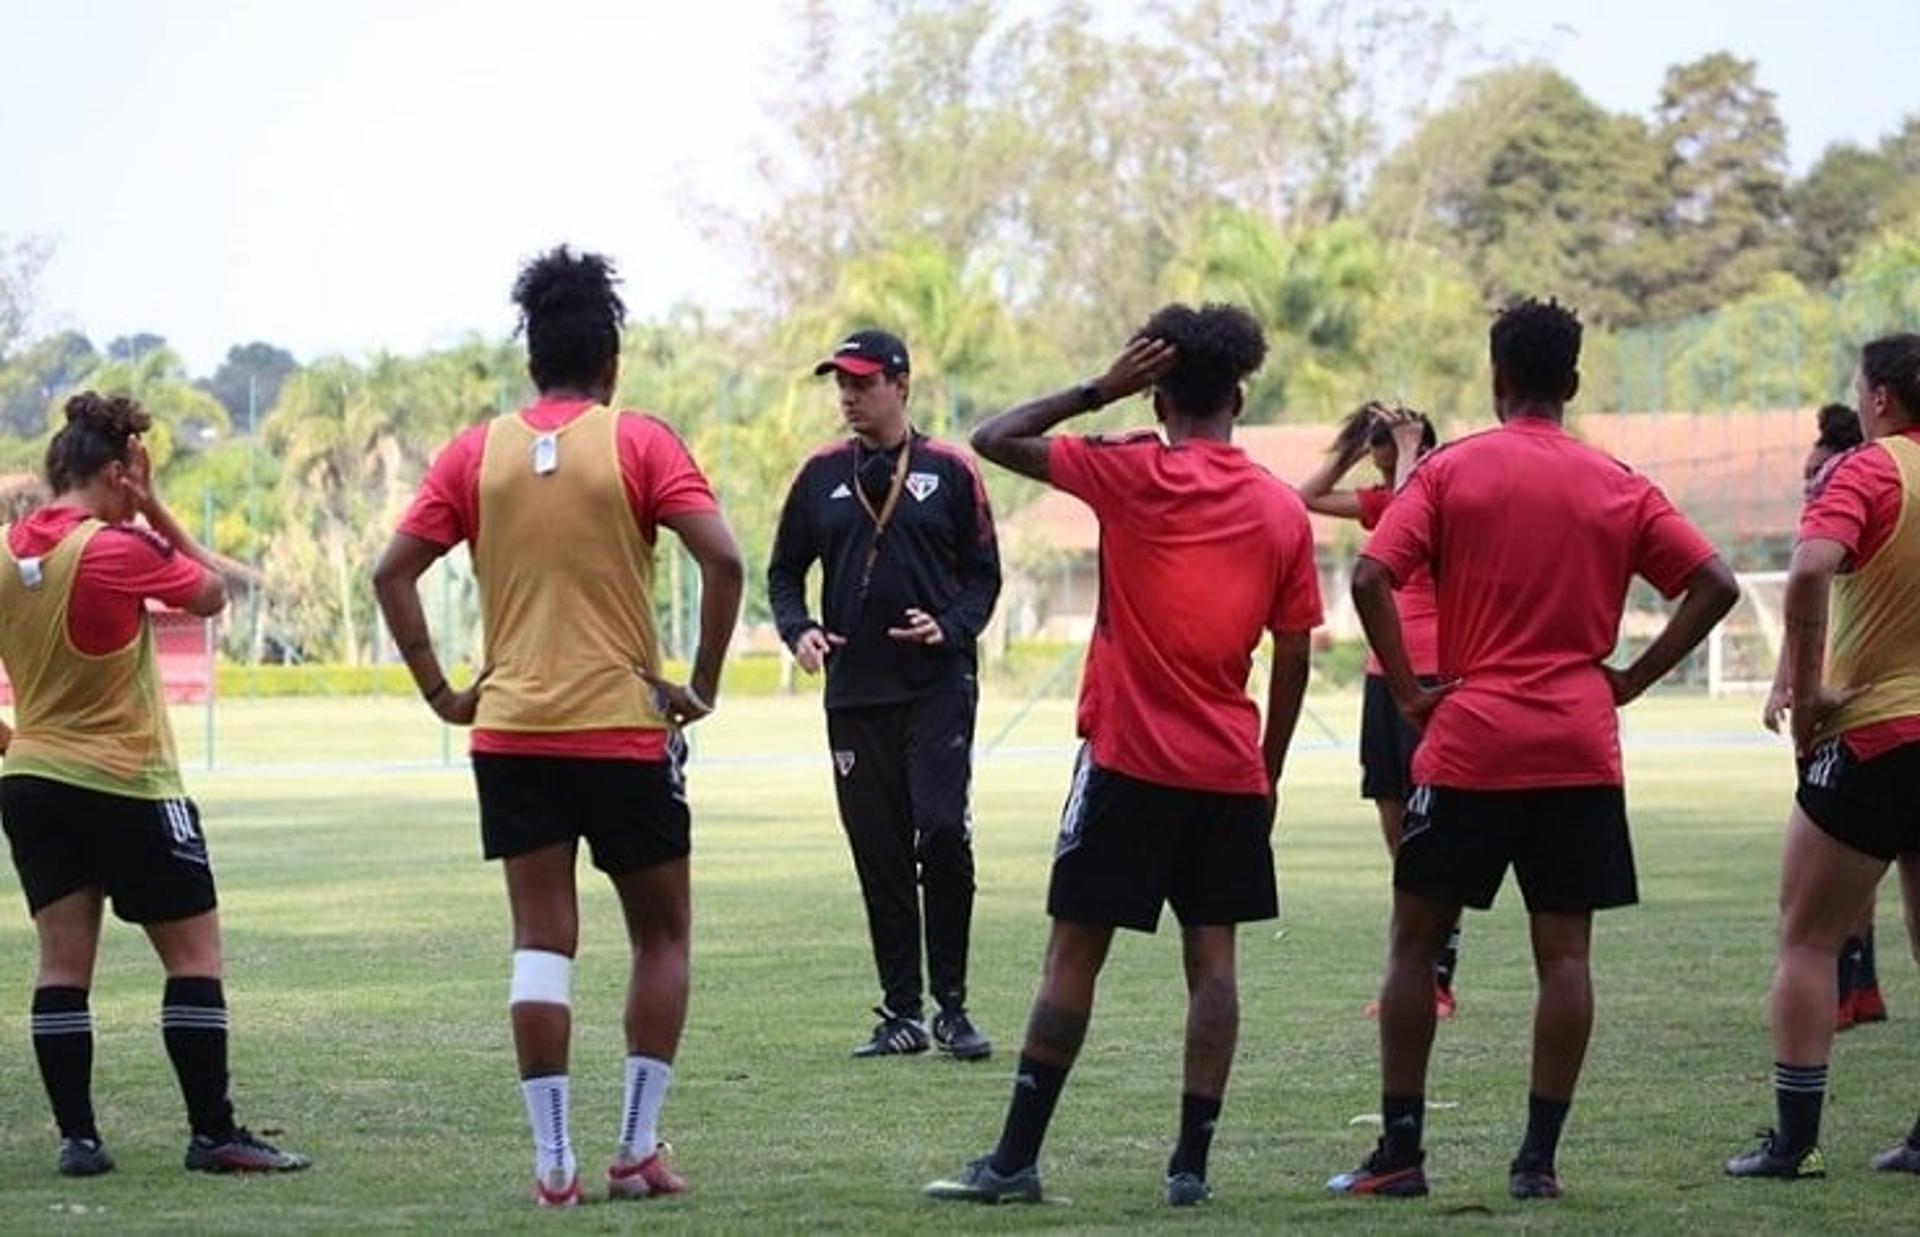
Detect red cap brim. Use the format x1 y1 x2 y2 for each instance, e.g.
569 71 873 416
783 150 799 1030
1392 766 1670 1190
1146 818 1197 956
814 356 887 377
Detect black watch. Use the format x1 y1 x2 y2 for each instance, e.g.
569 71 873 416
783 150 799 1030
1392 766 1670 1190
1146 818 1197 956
1073 381 1104 412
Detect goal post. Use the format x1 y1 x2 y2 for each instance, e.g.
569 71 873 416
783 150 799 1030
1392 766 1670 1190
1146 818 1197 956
1707 570 1788 696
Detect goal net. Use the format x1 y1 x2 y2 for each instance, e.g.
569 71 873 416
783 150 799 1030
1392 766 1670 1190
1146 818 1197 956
1707 570 1787 696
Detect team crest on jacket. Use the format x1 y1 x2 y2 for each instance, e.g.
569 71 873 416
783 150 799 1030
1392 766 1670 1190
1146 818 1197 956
834 750 856 776
905 472 940 502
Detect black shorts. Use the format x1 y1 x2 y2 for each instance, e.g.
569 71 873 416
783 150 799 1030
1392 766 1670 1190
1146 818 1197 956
1 775 218 923
1047 746 1277 932
1394 784 1637 913
1798 738 1920 862
1359 674 1436 802
473 741 690 875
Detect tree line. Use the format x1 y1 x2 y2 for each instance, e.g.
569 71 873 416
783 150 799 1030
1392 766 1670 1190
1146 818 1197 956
1 0 1917 663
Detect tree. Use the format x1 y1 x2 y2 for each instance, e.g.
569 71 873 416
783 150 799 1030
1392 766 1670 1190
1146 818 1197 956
106 333 169 363
1368 67 1668 326
1787 115 1920 284
0 330 97 437
61 346 229 474
0 234 53 360
203 341 299 425
1648 53 1790 319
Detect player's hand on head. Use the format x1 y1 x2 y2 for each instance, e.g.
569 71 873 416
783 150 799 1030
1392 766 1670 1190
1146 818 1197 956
1789 682 1873 757
1094 336 1177 405
120 437 158 514
886 608 944 645
792 626 845 674
639 667 715 728
1387 406 1427 453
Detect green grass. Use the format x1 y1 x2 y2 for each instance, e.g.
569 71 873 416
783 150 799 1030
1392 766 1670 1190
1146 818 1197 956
1 692 1916 1233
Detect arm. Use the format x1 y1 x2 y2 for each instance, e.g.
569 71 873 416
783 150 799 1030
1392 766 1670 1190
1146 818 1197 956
121 443 226 617
1295 454 1366 519
1354 556 1452 727
646 510 746 724
1262 630 1311 789
372 532 485 725
1603 557 1739 706
970 337 1175 482
907 461 1001 648
1782 538 1869 756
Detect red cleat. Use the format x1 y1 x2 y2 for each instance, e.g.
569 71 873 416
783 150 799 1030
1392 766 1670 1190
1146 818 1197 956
1835 990 1858 1034
1436 987 1457 1021
608 1144 686 1200
535 1171 583 1209
1852 985 1888 1025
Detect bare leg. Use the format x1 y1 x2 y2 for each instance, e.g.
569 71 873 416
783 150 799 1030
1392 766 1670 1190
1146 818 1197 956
503 843 580 1078
35 888 105 988
1180 925 1238 1099
1526 911 1593 1102
1376 799 1406 859
1379 891 1456 1097
1900 853 1920 968
144 909 224 979
610 859 690 1063
1773 810 1886 1066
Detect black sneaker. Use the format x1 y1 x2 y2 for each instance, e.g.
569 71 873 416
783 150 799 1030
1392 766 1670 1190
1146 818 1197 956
1326 1140 1429 1197
931 1007 992 1061
1869 1139 1920 1174
1725 1129 1825 1180
851 1006 929 1058
1508 1156 1563 1199
1164 1169 1212 1206
58 1137 113 1178
923 1155 1042 1204
185 1127 313 1173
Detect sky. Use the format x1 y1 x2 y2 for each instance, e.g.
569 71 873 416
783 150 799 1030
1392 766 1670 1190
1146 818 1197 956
2 0 1913 375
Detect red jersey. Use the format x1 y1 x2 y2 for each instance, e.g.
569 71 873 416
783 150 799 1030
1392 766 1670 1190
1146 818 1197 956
1363 417 1717 790
1357 486 1440 677
399 396 719 759
1049 432 1323 795
6 505 207 655
1798 427 1920 759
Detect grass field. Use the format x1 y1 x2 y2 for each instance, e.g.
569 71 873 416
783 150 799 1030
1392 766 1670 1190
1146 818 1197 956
1 691 1916 1233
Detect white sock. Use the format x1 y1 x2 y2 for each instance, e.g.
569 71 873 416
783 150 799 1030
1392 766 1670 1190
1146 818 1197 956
520 1074 576 1183
617 1055 674 1159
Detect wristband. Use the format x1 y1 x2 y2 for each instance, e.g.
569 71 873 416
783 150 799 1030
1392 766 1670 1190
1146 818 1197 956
424 678 450 703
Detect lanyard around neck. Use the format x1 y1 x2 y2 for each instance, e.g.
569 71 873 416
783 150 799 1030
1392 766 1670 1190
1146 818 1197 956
853 434 912 598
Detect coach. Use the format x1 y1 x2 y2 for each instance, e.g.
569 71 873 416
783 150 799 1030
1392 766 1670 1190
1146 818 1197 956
768 329 1002 1061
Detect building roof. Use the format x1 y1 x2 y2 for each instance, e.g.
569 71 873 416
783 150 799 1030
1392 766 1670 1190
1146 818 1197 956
1002 410 1815 560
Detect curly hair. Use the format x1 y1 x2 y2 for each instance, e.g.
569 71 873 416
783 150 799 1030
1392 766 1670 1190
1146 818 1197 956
1861 333 1920 423
512 245 626 392
1814 403 1863 452
45 391 150 493
1490 297 1582 403
1135 302 1267 417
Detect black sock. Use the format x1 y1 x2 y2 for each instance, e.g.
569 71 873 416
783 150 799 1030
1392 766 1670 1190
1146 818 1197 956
1168 1092 1222 1179
1517 1092 1571 1170
1773 1062 1828 1156
1838 938 1860 1000
989 1055 1069 1174
1381 1093 1424 1165
1859 928 1879 989
162 977 235 1141
1436 925 1462 993
32 986 98 1142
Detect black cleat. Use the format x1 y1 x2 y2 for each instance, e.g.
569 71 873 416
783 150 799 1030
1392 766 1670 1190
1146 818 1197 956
1165 1169 1212 1206
1508 1156 1563 1199
851 1006 929 1058
1327 1141 1429 1197
1870 1139 1920 1174
923 1155 1043 1204
931 1007 992 1061
185 1127 312 1173
1725 1129 1825 1180
57 1137 113 1178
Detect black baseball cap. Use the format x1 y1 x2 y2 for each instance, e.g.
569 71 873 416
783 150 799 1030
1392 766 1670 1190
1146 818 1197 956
814 329 911 378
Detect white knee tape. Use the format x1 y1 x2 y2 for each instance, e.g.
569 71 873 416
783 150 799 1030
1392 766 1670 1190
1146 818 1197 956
509 949 572 1007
